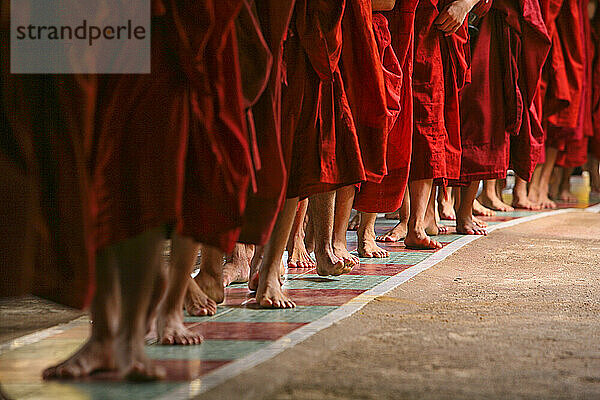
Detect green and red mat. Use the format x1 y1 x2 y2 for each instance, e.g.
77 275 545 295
1 201 598 400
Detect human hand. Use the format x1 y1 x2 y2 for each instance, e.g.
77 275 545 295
435 0 476 34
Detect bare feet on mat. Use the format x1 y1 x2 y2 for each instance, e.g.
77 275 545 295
287 235 315 269
357 228 389 258
404 229 443 250
43 338 116 379
472 199 497 216
376 221 407 242
114 334 165 381
156 308 203 345
472 216 487 228
256 265 295 309
222 244 253 287
315 245 350 276
184 278 218 316
477 192 512 212
456 214 487 235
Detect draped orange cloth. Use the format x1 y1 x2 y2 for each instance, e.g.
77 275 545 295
590 9 600 159
538 0 590 170
341 0 389 183
94 1 253 254
457 0 551 183
282 0 366 199
353 11 407 212
410 0 471 184
555 0 593 168
238 0 296 245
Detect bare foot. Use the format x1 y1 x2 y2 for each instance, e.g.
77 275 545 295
43 339 116 379
315 246 349 276
376 221 407 242
248 246 264 291
222 244 253 287
456 215 487 235
156 308 203 345
114 334 165 381
537 194 557 209
357 230 389 258
473 199 497 216
184 278 217 316
287 235 315 269
256 272 295 309
558 189 578 203
424 219 449 236
145 264 168 337
438 198 456 220
347 214 360 230
477 193 512 212
194 269 225 304
512 196 540 210
425 223 448 235
472 216 487 228
333 242 360 268
404 228 443 250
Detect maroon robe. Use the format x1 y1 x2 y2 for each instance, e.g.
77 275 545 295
238 0 296 245
457 0 551 183
555 0 593 168
353 11 407 212
410 0 471 184
542 0 590 161
591 8 600 159
283 0 366 199
1 3 94 308
94 1 252 254
341 0 390 183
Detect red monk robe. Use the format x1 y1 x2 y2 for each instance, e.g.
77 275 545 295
353 10 408 212
555 0 593 168
238 0 296 245
1 75 94 307
410 0 471 184
340 0 389 183
591 5 600 159
94 1 252 255
541 0 589 158
1 3 94 308
283 0 366 199
457 0 551 183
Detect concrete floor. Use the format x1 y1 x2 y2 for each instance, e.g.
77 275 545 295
201 211 600 400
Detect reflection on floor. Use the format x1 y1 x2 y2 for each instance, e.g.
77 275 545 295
1 183 597 400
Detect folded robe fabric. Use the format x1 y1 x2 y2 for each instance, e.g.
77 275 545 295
353 11 407 212
541 0 589 159
282 0 366 200
555 0 593 168
94 0 253 254
238 0 296 246
340 0 390 184
590 9 600 159
409 0 471 184
457 0 551 183
1 1 94 308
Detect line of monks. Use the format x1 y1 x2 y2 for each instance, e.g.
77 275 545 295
1 0 599 382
